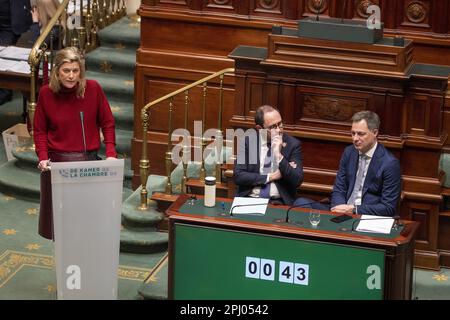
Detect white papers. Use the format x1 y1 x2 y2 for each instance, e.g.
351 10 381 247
230 197 269 215
0 46 32 61
355 215 394 234
0 58 30 74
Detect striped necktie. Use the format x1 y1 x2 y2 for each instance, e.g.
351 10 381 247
347 154 368 205
260 142 272 199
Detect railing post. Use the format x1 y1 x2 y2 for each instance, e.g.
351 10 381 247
139 109 150 210
165 98 174 194
181 90 189 194
215 73 225 183
85 0 93 50
199 82 207 181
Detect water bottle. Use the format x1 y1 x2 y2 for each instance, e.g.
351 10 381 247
204 176 216 207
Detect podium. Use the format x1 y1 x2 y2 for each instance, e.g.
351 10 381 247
167 195 419 300
51 159 124 300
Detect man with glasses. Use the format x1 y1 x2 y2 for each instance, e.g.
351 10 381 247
233 105 304 205
295 110 401 216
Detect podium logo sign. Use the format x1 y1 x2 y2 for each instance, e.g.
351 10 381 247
66 265 81 290
56 166 120 182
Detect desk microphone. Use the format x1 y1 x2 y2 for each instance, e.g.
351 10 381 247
340 0 348 23
284 200 322 223
351 215 402 232
230 203 269 217
79 111 87 154
315 0 323 21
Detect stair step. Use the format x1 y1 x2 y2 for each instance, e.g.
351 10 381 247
11 147 37 168
86 47 136 74
98 16 140 48
121 184 167 226
0 160 40 201
85 71 133 101
109 100 134 131
120 228 168 254
115 128 132 155
122 200 164 228
138 253 169 300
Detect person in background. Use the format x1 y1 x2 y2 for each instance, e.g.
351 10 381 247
233 105 304 206
34 47 117 240
294 111 401 216
0 0 32 104
30 0 66 49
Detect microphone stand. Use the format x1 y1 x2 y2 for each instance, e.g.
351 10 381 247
80 111 87 155
341 0 348 23
315 0 323 21
280 200 319 224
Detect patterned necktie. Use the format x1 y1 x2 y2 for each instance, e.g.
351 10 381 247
347 154 368 205
260 142 272 199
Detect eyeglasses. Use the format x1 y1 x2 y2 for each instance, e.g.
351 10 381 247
265 122 283 130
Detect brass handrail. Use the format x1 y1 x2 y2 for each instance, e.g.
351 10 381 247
27 0 70 139
139 67 235 210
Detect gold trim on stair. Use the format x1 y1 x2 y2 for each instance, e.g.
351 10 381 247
144 252 168 284
0 250 153 288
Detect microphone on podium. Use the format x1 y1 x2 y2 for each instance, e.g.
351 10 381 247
79 111 87 154
283 200 320 223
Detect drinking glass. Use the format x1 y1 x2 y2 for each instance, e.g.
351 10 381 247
309 210 321 227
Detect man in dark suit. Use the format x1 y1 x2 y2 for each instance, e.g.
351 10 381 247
0 0 32 104
330 111 401 216
295 111 401 216
233 105 304 205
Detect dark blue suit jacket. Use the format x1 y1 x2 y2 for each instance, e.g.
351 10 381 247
233 132 304 205
11 0 32 36
331 143 401 216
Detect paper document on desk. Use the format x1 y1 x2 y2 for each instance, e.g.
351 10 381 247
355 215 394 234
0 46 32 61
230 197 269 215
0 58 30 74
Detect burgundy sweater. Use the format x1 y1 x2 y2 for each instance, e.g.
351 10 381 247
34 80 117 161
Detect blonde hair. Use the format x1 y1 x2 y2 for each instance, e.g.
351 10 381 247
34 0 67 33
49 47 86 97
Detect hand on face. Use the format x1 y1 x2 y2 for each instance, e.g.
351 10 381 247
31 7 39 23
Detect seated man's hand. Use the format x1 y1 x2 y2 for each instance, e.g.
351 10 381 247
331 204 354 213
268 169 282 182
289 161 297 169
271 132 283 161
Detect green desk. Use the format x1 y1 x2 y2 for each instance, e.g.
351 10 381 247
167 195 419 300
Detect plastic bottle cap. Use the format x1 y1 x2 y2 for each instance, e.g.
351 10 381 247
205 176 216 186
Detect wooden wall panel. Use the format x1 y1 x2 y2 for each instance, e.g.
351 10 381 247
135 0 450 269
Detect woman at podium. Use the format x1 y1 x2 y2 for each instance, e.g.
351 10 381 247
33 46 117 240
